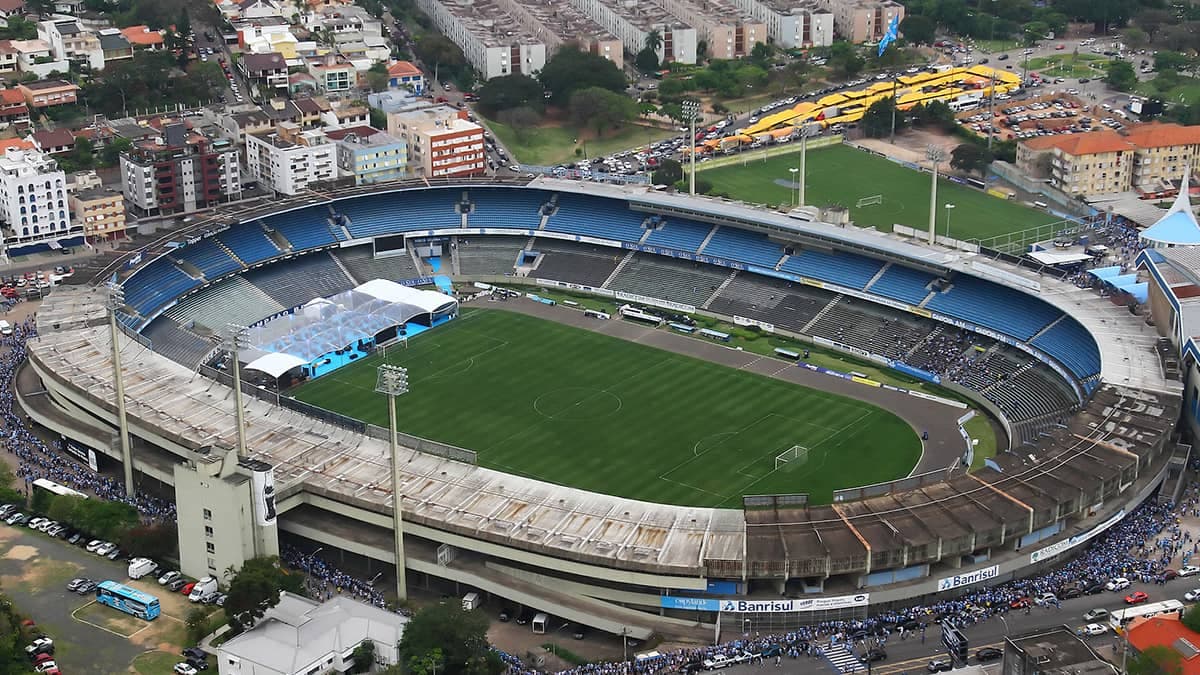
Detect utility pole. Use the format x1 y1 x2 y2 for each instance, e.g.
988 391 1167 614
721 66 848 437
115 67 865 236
106 283 134 496
225 324 250 457
926 145 946 245
987 69 997 150
799 125 809 206
683 99 701 196
890 74 899 144
376 364 410 602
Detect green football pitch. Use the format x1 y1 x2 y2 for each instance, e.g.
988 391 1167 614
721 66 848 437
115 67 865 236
291 309 921 507
699 144 1060 242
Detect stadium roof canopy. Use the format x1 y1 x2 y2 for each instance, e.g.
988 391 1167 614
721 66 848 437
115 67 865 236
1141 173 1200 247
242 280 457 377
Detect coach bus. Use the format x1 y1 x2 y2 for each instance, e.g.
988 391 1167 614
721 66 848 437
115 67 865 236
32 478 87 500
95 580 160 620
1109 599 1183 630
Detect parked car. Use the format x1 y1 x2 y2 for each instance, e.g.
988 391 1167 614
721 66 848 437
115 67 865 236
976 647 1002 662
158 571 182 586
66 577 90 592
4 512 26 526
173 664 199 675
1186 589 1200 602
186 656 210 671
1083 623 1109 636
1180 566 1200 577
85 540 104 553
928 659 953 672
167 578 187 592
24 638 53 657
95 542 116 556
1083 608 1110 622
182 647 207 661
1106 577 1130 592
181 582 196 596
1125 591 1150 604
75 580 97 594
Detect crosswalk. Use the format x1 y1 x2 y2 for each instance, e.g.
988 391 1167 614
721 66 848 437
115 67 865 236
820 644 866 673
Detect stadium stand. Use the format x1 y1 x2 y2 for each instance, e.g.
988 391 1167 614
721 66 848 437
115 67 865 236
244 252 355 309
122 261 202 317
262 209 340 249
142 317 214 368
466 189 546 229
705 273 833 331
164 276 286 332
547 195 646 241
982 363 1077 423
643 218 713 252
869 264 937 304
455 236 525 276
532 238 623 287
606 253 730 307
170 238 242 279
702 227 782 267
904 326 994 376
1031 317 1101 379
336 190 459 239
781 248 885 290
925 275 1060 340
808 299 935 361
331 246 421 284
216 224 281 266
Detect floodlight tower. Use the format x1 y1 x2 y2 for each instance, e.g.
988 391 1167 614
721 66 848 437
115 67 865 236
682 99 701 196
926 145 947 245
106 282 134 496
225 324 250 457
376 364 410 602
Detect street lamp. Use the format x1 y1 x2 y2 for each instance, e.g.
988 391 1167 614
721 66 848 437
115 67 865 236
788 167 799 207
926 145 947 245
944 203 956 241
376 364 410 602
106 282 134 496
682 99 701 196
225 323 251 458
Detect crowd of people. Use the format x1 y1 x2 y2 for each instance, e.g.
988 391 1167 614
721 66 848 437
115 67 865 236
280 545 391 612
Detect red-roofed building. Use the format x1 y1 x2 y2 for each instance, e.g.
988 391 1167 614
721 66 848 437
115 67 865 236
31 128 75 155
119 25 164 49
1127 613 1200 675
386 60 424 94
1016 130 1137 197
0 88 28 127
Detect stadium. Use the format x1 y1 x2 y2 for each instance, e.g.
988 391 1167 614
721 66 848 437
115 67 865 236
18 175 1184 642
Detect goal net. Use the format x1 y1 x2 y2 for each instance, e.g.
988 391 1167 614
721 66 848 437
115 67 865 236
856 194 884 207
774 445 809 471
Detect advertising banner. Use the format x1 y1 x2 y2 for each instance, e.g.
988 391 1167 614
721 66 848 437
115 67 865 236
251 467 278 527
733 316 775 333
936 565 999 592
1029 509 1125 564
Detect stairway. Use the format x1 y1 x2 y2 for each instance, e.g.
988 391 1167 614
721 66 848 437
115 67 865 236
905 325 943 361
328 217 350 241
774 253 789 271
703 270 739 309
862 262 891 292
695 224 719 254
601 250 636 289
802 295 842 333
1029 315 1065 342
215 240 246 268
328 249 358 284
263 223 293 252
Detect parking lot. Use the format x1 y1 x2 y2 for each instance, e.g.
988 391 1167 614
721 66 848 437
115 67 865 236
956 92 1131 142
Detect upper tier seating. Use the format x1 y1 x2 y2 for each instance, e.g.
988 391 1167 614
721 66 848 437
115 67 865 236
263 208 340 250
123 261 202 316
702 227 782 267
337 191 460 239
546 195 645 241
244 252 355 309
869 264 936 304
1031 317 1101 379
808 299 935 361
607 253 729 307
706 273 832 332
467 189 546 229
332 246 420 284
455 236 525 276
142 317 214 368
217 224 281 266
643 219 713 252
165 276 286 332
926 276 1060 340
172 238 241 279
781 249 885 290
532 239 622 287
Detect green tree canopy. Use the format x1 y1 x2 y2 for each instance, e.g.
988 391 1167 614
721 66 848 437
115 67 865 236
1182 605 1200 633
224 556 305 633
861 97 905 138
568 86 638 136
651 158 683 185
634 47 659 73
1128 644 1184 675
950 143 995 176
900 15 936 45
0 462 23 507
477 74 544 115
829 41 865 79
538 46 627 105
1105 60 1137 91
398 603 503 675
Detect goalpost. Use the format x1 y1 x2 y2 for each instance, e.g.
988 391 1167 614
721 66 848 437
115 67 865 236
774 445 809 471
856 194 884 208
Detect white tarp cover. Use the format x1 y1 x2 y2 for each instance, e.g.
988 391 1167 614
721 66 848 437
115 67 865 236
1025 250 1092 266
241 279 457 374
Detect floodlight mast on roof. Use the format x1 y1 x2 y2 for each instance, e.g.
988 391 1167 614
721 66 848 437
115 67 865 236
376 363 410 602
225 323 250 458
106 282 135 496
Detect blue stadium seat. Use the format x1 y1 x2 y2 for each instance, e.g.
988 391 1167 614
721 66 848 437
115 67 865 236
781 249 884 290
336 190 460 238
171 238 241 279
926 276 1059 340
643 219 712 252
467 189 547 229
546 195 646 241
702 227 782 267
263 208 340 250
122 260 202 316
216 223 280 265
1031 317 1101 379
869 265 936 304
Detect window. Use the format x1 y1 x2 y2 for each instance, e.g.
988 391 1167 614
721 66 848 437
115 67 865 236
206 542 215 553
204 525 213 536
203 508 212 520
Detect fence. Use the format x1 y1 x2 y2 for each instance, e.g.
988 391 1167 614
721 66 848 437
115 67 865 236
523 165 650 184
693 134 843 172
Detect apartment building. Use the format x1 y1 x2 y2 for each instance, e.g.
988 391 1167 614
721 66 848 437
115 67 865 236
324 125 407 185
37 19 104 70
1122 123 1200 194
17 79 78 109
240 52 290 94
1017 130 1135 197
120 123 242 216
651 0 765 59
70 186 126 242
569 0 698 64
728 0 832 48
414 0 547 80
0 148 77 254
244 124 336 195
387 106 484 178
821 0 903 44
493 0 624 70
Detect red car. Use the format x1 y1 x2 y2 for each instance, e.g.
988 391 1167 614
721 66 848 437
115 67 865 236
1009 597 1031 609
181 582 196 595
1125 591 1149 604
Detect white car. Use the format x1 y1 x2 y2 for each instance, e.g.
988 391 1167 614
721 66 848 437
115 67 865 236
28 517 46 529
1083 623 1108 636
1179 566 1200 577
85 539 104 553
24 637 53 655
173 664 199 675
1186 589 1200 602
1106 577 1130 592
95 541 116 556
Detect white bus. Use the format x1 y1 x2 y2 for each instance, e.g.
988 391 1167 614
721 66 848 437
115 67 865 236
32 478 87 500
1110 599 1183 630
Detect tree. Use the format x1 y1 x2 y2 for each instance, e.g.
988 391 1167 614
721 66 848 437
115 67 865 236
1105 60 1136 91
651 158 683 185
224 556 305 633
900 15 936 45
1023 21 1049 46
0 462 23 507
370 107 387 129
1155 51 1193 74
861 97 904 138
413 34 466 74
100 137 132 167
351 640 376 674
1128 645 1184 675
912 100 956 131
829 41 864 79
477 74 543 115
407 647 443 675
118 523 178 560
397 603 503 675
186 60 226 98
634 47 659 73
1183 605 1200 634
749 41 773 66
0 591 29 673
950 143 994 176
496 106 541 141
1138 8 1174 43
366 62 390 92
0 16 38 40
644 29 663 55
539 46 627 105
185 607 210 645
568 86 637 136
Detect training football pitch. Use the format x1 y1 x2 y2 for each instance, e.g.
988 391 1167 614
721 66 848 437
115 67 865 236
291 309 921 507
699 144 1060 242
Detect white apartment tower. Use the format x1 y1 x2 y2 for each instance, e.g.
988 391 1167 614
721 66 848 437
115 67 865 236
0 148 74 254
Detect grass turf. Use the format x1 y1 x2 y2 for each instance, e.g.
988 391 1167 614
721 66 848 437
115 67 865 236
699 143 1060 241
291 308 921 507
484 119 678 166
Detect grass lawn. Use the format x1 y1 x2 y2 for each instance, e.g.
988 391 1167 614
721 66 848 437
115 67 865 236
131 650 184 675
292 308 920 506
1025 54 1108 79
974 39 1023 53
1136 76 1200 105
484 118 677 166
699 144 1060 241
964 414 998 471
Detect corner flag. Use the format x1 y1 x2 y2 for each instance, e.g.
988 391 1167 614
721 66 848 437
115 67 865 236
877 15 899 57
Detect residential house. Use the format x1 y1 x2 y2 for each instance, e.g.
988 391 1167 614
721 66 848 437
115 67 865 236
96 28 133 62
1016 130 1136 197
239 51 289 94
51 0 83 13
31 128 74 155
120 25 164 50
219 108 273 144
236 0 286 20
305 54 354 92
324 125 406 184
1122 122 1200 195
320 102 367 128
0 89 29 128
38 19 103 70
288 72 318 96
0 41 18 73
9 39 67 77
241 24 300 62
0 0 25 20
70 186 125 241
1126 614 1200 675
386 61 423 94
17 79 78 108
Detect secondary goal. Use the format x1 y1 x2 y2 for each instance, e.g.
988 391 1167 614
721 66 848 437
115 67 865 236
856 194 884 208
774 445 810 471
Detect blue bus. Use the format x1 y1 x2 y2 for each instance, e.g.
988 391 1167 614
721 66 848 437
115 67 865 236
95 580 160 620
